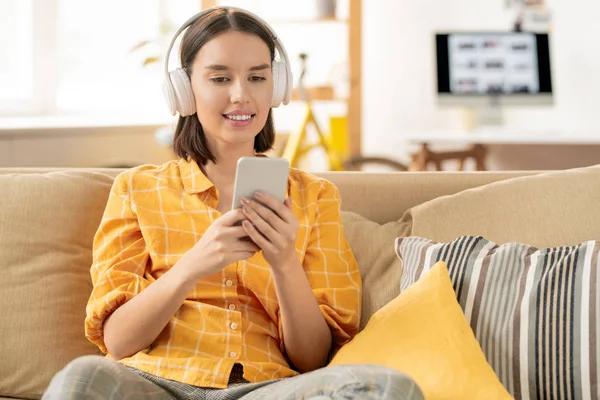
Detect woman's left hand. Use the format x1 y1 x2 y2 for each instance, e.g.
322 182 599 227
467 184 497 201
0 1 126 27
241 192 299 270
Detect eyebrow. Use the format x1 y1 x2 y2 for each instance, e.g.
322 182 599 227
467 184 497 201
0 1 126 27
204 63 270 71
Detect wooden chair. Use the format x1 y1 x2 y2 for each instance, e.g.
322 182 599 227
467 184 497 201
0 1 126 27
409 144 487 171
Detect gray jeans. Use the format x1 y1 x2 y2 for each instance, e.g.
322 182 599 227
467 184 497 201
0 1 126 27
42 355 424 400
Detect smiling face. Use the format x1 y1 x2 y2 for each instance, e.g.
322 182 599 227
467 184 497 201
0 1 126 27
189 30 274 152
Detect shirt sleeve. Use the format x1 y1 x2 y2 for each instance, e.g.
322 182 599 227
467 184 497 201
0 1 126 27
300 180 362 359
84 172 152 354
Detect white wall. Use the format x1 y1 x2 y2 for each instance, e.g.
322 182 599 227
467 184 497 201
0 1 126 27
362 0 600 170
0 125 290 168
0 126 176 168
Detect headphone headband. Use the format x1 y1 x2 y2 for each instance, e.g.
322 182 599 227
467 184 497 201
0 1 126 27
163 6 292 107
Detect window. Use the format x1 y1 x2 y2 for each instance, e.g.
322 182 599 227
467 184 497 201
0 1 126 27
0 0 199 119
0 0 348 130
0 0 35 112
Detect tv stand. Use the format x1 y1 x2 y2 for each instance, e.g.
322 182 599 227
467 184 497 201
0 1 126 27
463 96 505 131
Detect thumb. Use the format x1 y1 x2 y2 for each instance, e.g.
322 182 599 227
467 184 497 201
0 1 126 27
219 208 246 226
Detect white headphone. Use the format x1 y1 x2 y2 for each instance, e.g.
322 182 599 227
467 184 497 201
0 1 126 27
163 6 293 117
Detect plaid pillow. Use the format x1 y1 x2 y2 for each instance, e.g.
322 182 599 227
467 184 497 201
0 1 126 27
395 235 599 400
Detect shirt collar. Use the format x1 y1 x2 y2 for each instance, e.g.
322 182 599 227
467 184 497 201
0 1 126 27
178 156 293 197
178 158 214 195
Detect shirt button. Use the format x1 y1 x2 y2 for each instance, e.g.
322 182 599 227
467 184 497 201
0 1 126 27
228 304 236 311
225 280 233 287
230 351 237 358
230 322 238 330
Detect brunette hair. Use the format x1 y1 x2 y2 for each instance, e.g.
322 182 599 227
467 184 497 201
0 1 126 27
172 7 276 165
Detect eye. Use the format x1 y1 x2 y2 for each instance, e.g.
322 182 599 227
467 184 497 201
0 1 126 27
209 76 229 83
249 76 267 82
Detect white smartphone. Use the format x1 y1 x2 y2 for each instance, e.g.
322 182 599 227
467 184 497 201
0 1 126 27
231 157 290 210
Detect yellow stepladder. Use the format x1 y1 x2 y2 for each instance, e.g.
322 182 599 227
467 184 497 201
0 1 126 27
281 53 345 171
281 54 407 172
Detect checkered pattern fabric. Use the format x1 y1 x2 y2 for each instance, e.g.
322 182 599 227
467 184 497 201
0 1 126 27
84 159 361 388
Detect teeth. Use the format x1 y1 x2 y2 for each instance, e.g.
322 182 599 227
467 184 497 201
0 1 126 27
226 114 252 121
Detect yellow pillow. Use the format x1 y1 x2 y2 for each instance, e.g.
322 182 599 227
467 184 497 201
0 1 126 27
329 261 513 400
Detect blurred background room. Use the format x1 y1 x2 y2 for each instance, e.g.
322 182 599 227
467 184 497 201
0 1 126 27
1 0 599 172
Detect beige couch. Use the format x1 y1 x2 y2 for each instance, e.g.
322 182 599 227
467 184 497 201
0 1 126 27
1 165 599 400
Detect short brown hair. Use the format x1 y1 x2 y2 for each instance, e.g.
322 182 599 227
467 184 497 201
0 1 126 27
172 7 276 166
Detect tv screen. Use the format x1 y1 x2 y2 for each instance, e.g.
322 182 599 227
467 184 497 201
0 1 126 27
436 32 552 96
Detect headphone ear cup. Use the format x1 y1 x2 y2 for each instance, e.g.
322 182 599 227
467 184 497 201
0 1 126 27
162 74 178 116
168 68 196 116
271 61 287 108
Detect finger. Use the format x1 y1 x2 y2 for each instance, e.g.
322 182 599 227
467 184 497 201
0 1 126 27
215 208 246 226
284 197 292 210
242 220 275 253
233 251 257 261
219 208 246 226
243 198 286 232
232 245 259 255
227 234 260 253
253 192 293 223
242 201 284 243
227 226 254 239
236 238 260 253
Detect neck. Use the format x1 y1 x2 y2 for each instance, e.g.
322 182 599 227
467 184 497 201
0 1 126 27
201 141 256 188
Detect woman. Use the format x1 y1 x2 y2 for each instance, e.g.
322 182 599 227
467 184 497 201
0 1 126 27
43 6 423 400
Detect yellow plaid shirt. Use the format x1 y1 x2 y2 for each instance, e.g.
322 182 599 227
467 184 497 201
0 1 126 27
84 158 361 388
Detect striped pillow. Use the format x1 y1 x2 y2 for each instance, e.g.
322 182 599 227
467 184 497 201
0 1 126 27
395 236 599 400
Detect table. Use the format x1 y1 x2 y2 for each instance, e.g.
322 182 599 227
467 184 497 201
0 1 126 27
401 129 600 171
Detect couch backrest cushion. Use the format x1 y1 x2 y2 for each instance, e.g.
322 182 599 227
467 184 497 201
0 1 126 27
0 168 540 225
319 171 539 224
340 212 410 329
0 168 540 224
0 172 111 399
404 165 600 247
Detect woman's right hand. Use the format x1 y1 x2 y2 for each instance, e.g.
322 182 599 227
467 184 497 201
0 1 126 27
175 208 260 281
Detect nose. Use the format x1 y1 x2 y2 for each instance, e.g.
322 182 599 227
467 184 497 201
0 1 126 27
230 79 250 104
